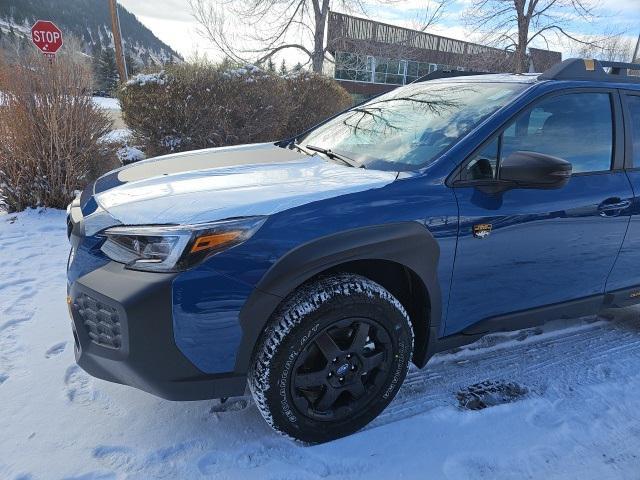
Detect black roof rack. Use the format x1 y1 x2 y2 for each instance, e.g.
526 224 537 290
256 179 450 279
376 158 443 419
539 58 640 83
413 70 491 83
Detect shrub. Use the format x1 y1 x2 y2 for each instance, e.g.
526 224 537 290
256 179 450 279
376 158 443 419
118 63 352 157
284 71 352 136
119 64 289 157
0 52 117 213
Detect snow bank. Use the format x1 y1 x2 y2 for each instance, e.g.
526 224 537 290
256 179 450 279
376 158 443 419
2 209 640 479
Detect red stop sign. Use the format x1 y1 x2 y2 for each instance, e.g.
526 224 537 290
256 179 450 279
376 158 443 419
31 20 63 55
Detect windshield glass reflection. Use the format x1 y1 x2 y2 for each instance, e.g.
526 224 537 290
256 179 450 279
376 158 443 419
301 82 527 171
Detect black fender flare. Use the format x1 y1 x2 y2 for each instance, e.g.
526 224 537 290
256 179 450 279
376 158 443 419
233 221 441 373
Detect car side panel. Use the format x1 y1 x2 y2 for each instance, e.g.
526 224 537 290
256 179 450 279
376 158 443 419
448 172 632 335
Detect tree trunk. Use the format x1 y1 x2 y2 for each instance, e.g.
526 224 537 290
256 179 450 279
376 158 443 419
514 0 529 73
514 42 527 73
311 0 329 73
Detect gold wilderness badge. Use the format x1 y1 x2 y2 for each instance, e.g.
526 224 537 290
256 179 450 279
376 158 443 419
473 224 492 239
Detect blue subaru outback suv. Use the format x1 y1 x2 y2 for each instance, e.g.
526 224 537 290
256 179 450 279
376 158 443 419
67 58 640 443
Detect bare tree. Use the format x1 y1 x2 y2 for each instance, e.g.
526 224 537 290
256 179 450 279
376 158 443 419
189 0 450 73
464 0 602 73
572 34 636 63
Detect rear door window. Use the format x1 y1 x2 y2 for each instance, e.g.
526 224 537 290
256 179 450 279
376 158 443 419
625 94 640 167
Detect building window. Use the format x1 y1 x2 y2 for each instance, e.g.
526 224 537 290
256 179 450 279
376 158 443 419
334 51 465 85
335 52 373 82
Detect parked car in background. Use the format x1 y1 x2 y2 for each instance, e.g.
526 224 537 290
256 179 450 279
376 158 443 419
67 58 640 443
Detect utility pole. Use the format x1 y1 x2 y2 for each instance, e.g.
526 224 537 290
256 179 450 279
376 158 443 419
108 0 128 83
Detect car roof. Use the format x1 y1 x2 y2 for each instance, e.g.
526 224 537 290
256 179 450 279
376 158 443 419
426 73 540 84
418 59 640 89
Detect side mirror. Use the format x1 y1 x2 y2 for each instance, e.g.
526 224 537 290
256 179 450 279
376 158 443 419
500 151 572 189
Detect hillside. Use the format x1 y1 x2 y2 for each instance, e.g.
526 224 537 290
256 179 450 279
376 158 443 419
0 0 182 66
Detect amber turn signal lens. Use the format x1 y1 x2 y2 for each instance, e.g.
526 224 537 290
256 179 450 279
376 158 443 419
190 231 242 254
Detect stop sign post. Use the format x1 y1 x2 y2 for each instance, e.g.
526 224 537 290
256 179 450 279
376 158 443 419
31 20 63 58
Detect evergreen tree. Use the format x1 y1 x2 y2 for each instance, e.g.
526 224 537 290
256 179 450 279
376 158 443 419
19 35 30 54
140 50 151 67
124 49 138 76
293 62 303 72
267 57 275 73
96 48 119 93
279 59 287 76
93 35 102 54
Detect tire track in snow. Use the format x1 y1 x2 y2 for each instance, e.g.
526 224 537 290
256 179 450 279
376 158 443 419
373 315 640 429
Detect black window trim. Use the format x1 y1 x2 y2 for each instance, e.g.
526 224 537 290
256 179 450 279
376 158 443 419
620 89 640 170
447 87 625 187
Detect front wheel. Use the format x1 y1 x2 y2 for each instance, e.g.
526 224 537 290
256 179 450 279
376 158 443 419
249 274 413 443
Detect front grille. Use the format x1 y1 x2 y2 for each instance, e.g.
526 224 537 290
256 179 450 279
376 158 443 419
75 293 122 349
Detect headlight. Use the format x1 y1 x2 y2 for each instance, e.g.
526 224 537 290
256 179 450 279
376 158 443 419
100 216 266 272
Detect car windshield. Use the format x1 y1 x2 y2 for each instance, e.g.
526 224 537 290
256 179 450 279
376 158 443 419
300 81 527 171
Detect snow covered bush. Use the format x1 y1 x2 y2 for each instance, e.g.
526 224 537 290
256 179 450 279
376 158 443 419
0 52 118 212
118 62 352 156
119 63 289 157
116 146 145 165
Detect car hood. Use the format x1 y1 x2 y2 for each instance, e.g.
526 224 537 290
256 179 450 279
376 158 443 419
84 143 398 231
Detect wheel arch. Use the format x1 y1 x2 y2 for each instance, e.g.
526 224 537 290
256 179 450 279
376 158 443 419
234 221 441 373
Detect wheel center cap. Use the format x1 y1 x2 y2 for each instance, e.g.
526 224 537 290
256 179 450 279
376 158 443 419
336 363 350 376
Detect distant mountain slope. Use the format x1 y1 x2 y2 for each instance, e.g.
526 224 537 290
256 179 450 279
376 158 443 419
0 0 182 65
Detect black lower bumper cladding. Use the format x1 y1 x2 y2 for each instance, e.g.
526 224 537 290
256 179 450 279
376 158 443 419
68 261 246 401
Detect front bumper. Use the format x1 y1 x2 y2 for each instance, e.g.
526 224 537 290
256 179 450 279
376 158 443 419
68 261 247 401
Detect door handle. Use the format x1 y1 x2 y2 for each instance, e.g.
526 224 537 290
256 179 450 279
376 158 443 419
598 198 631 216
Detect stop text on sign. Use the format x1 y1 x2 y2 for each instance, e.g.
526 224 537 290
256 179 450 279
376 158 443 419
32 30 61 45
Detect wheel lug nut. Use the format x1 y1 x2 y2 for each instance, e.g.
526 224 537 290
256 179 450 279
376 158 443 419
339 377 344 382
333 357 338 363
328 372 333 377
351 365 356 371
346 354 352 359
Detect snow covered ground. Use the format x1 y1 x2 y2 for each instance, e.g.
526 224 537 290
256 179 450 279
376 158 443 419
2 209 640 479
92 97 121 110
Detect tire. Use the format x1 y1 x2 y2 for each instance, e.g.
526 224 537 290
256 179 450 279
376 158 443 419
249 274 414 443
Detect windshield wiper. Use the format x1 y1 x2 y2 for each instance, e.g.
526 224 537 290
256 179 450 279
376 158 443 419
305 144 364 169
291 141 314 156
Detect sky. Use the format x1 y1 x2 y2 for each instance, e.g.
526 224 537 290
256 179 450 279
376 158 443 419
117 0 640 65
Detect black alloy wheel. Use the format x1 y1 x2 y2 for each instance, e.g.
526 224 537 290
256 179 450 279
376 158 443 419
249 274 413 443
290 318 393 422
